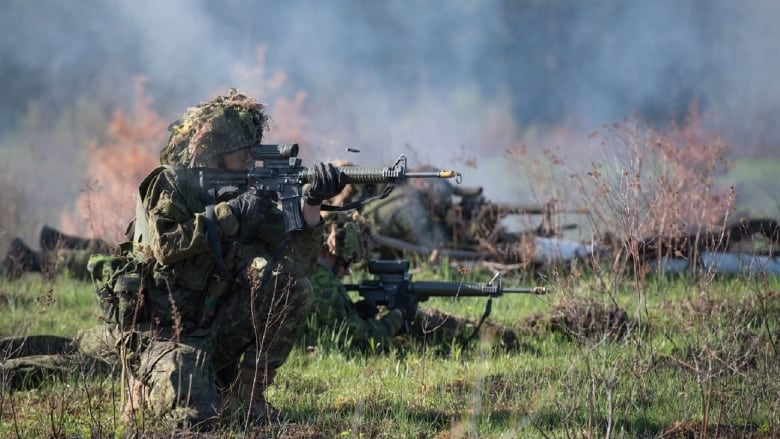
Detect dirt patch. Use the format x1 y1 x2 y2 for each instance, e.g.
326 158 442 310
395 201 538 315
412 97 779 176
523 298 637 342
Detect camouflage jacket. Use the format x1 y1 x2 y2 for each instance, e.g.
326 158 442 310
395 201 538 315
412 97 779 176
134 165 323 327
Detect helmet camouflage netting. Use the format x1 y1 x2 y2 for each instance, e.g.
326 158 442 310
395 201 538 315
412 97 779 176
160 88 270 167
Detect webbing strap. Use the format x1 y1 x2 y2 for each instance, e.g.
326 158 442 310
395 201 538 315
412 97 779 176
462 298 493 347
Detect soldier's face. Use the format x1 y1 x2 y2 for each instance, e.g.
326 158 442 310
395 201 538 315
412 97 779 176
221 147 254 170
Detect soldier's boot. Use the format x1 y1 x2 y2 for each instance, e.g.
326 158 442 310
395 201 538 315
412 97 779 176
1 238 41 280
39 224 94 251
222 363 281 425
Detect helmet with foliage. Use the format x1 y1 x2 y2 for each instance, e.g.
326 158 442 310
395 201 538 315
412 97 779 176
323 211 375 266
160 88 270 167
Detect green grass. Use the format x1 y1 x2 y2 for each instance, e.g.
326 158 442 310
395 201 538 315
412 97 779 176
0 275 100 337
1 262 780 438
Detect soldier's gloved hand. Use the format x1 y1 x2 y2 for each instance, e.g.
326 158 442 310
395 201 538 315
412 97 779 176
393 292 418 322
227 191 275 221
305 162 346 206
226 192 275 240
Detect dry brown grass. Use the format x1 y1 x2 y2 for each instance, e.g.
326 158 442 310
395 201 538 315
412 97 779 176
577 113 735 274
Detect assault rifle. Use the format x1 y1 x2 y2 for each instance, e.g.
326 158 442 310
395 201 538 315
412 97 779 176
460 192 588 218
197 143 460 233
343 259 546 321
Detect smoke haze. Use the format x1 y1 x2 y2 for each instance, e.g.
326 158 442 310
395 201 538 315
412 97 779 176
1 0 779 242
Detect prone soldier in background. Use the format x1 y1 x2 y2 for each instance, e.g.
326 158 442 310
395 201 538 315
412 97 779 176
345 163 562 261
335 163 464 258
305 211 521 353
1 225 115 280
356 165 456 258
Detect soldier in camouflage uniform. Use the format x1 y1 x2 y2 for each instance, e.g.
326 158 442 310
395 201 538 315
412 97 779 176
353 165 499 259
306 211 519 352
109 89 344 429
306 212 406 348
359 169 452 258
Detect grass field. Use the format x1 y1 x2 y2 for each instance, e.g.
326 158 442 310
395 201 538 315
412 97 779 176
1 258 779 438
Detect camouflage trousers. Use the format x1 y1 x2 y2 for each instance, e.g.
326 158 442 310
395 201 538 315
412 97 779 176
126 271 313 428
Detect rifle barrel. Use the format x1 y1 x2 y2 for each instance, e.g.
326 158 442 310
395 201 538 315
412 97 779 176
492 205 589 215
405 171 459 179
409 281 545 298
503 286 547 294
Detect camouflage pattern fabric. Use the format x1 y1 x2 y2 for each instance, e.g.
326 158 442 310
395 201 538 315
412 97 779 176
125 164 322 426
306 263 403 348
361 183 450 255
323 210 374 265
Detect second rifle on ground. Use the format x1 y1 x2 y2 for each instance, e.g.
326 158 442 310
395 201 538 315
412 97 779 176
344 259 546 327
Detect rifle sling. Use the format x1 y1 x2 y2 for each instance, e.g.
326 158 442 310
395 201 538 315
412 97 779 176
463 298 493 347
203 204 234 283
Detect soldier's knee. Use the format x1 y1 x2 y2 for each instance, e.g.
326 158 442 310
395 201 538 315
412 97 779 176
137 340 219 426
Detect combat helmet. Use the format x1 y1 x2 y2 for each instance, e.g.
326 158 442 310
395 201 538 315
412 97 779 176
160 88 270 167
